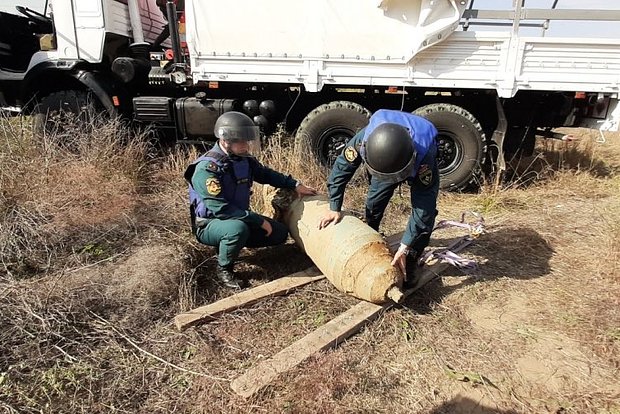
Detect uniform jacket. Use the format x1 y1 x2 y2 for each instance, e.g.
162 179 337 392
327 110 439 248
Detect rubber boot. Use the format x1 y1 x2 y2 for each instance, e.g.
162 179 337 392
403 250 420 289
216 265 244 289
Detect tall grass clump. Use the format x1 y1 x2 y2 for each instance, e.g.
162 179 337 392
473 130 618 214
0 114 152 279
250 126 331 214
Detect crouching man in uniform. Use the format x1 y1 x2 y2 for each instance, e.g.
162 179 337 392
318 109 439 286
185 111 317 289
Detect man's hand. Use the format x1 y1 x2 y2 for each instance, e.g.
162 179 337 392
391 243 409 275
295 184 318 197
317 210 342 229
261 219 273 237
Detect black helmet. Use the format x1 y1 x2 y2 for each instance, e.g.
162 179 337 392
364 123 416 183
214 111 260 142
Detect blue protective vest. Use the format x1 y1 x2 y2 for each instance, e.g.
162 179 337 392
184 144 253 219
360 110 437 177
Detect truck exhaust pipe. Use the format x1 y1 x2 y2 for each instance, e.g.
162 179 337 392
166 0 184 64
127 0 151 58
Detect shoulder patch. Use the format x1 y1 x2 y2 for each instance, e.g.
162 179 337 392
417 164 433 186
344 146 359 163
205 177 222 196
205 160 220 173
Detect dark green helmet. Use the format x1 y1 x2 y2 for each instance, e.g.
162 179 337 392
364 123 416 183
214 111 260 142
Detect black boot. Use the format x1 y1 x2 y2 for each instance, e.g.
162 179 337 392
216 265 244 289
403 250 420 289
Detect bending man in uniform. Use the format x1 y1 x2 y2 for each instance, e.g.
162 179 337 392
185 111 317 289
318 109 439 286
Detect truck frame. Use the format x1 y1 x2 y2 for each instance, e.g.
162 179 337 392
1 0 619 190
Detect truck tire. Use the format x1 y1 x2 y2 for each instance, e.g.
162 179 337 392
32 90 97 140
296 101 371 166
413 103 486 191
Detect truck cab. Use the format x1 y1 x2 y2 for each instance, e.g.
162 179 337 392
0 5 53 110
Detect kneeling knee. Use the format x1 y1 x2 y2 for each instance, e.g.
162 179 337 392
224 221 250 242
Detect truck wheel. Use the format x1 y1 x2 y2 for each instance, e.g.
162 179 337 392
413 103 486 191
295 101 371 166
32 90 97 140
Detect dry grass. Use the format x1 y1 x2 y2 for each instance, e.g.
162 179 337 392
0 114 151 279
1 118 619 413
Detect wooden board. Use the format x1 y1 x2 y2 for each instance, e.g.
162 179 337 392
230 300 386 398
174 267 323 331
175 231 402 331
230 237 473 398
385 231 404 252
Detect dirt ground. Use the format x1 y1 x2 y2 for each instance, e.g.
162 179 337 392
1 125 619 413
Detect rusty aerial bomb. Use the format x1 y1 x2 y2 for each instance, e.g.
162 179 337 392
269 191 404 304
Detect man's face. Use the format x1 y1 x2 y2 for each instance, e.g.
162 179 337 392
222 139 250 156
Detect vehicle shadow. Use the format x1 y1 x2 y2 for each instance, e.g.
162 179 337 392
402 225 553 313
427 396 520 414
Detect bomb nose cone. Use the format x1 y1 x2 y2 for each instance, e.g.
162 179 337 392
387 286 405 303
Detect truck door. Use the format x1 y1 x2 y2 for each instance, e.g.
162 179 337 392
52 0 105 63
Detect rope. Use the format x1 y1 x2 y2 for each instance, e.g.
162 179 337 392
418 211 485 274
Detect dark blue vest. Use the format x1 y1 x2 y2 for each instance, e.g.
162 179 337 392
185 144 253 219
360 110 437 177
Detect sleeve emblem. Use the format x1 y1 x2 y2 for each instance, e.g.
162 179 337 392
206 177 222 196
344 146 358 163
417 164 433 186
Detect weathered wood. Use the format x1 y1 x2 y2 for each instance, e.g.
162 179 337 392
230 300 386 398
174 267 323 331
230 238 472 398
385 231 404 252
175 231 402 331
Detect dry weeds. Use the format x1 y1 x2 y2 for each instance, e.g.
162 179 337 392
1 118 619 413
0 114 151 279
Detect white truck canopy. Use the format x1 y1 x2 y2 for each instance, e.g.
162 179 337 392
185 0 620 130
186 0 467 92
186 0 466 64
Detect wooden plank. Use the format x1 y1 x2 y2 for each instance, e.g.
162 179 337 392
230 238 473 398
174 267 323 331
230 300 386 398
405 238 474 294
385 231 404 253
175 231 401 331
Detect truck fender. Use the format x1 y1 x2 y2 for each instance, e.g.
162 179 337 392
74 70 116 115
22 62 123 116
